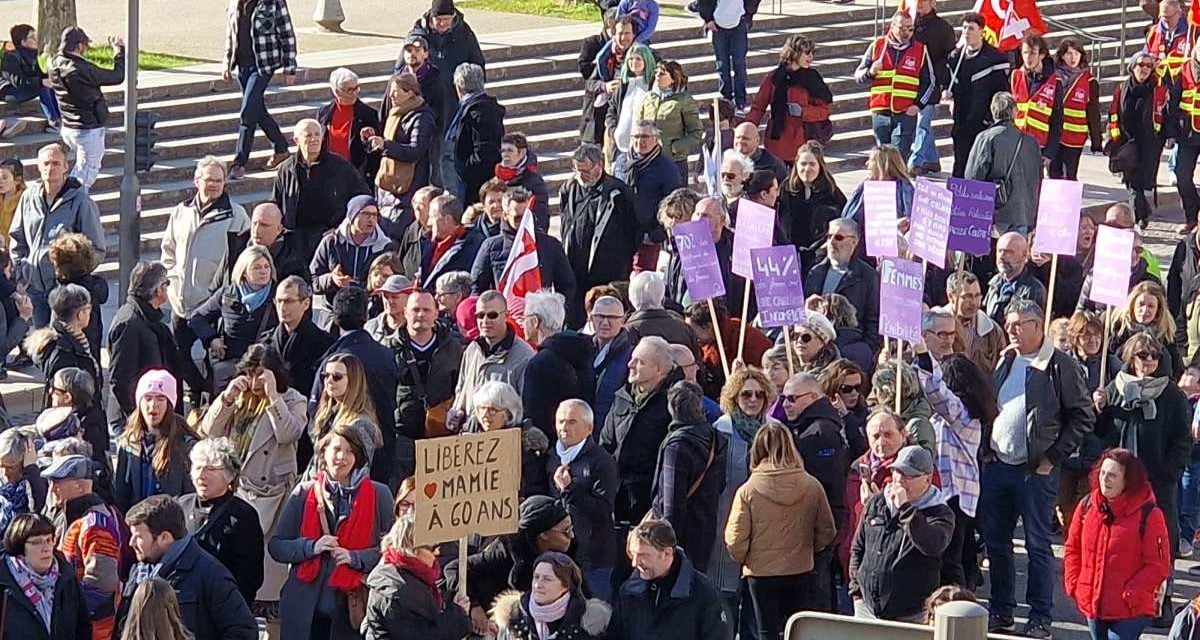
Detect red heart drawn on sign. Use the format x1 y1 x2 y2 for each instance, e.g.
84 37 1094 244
423 483 437 499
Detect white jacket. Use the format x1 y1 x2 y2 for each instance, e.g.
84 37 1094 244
160 194 249 317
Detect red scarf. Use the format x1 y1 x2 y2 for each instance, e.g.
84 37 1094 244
296 471 377 591
494 162 540 216
430 226 467 268
383 547 444 609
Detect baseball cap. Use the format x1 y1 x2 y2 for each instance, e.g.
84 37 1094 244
43 455 94 481
404 34 429 50
890 445 934 477
377 274 415 294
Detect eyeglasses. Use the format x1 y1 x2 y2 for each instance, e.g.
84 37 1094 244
1136 62 1157 69
551 523 574 535
478 405 506 414
739 389 766 400
321 371 346 383
630 133 655 139
338 85 361 93
1134 350 1161 361
826 233 851 242
837 384 860 395
50 386 69 395
275 297 305 305
1004 318 1037 331
475 311 501 320
396 499 415 511
591 313 623 323
928 330 957 340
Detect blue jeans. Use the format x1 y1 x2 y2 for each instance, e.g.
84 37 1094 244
909 103 938 167
870 112 917 160
1181 458 1200 543
5 86 60 122
234 66 288 167
1087 617 1150 640
712 20 749 106
27 287 49 328
584 568 612 602
978 461 1059 623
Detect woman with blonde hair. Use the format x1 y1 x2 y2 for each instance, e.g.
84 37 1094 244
120 577 194 640
840 145 914 235
363 514 471 639
271 422 396 640
1111 280 1182 378
114 369 198 510
189 244 279 392
777 142 846 272
725 422 837 640
305 353 382 477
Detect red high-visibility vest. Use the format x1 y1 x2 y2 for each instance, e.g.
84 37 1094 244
1146 26 1190 80
1180 62 1200 134
1011 69 1058 147
867 38 926 114
1060 71 1093 148
1107 81 1166 142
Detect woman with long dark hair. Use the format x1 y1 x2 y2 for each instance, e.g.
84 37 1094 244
1064 449 1170 640
304 353 382 476
114 369 198 511
777 142 846 273
1049 38 1103 181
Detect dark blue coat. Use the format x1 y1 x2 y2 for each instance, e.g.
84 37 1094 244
521 331 596 441
188 283 279 363
593 330 634 429
421 226 485 290
610 551 733 640
470 223 577 304
0 553 90 640
310 330 400 484
116 537 258 640
619 149 682 244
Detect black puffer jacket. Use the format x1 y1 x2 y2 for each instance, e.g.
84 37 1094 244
493 591 611 640
454 93 506 205
522 331 596 441
785 397 849 528
26 324 108 459
363 560 471 640
0 553 90 640
49 50 124 129
1095 375 1192 487
0 44 45 96
651 420 727 572
600 367 685 524
188 282 279 363
410 10 486 100
777 182 847 273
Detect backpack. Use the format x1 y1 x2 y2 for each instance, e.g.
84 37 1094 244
1077 493 1155 537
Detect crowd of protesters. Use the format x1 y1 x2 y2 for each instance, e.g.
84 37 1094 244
0 0 1197 639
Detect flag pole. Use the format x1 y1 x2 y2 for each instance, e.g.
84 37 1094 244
709 298 731 377
1043 253 1058 335
783 325 796 377
894 339 904 414
1099 304 1112 388
738 279 752 363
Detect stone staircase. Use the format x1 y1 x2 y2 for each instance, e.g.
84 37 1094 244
0 0 1150 284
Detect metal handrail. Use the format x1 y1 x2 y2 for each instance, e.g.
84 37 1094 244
1044 15 1120 87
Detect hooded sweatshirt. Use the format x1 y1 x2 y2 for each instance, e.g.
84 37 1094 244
310 208 396 301
725 466 838 576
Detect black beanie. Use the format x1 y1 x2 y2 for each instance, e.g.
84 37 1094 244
431 0 456 16
518 495 568 537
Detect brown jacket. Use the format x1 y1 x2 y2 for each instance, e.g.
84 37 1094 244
724 466 837 577
940 307 1006 375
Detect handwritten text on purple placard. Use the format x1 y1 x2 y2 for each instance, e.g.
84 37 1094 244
732 198 776 278
673 220 726 301
878 257 925 344
1032 179 1082 256
750 245 806 329
863 180 898 258
909 178 953 268
1089 224 1135 308
946 178 995 256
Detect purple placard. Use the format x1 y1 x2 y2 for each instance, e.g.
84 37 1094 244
1032 179 1083 256
863 180 899 258
732 198 776 278
673 220 727 301
750 245 806 329
878 257 925 344
909 178 953 268
946 178 996 256
1089 224 1135 308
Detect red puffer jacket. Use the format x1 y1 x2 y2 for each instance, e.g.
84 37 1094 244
1063 484 1171 620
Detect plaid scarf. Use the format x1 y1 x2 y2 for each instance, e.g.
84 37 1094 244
7 554 59 631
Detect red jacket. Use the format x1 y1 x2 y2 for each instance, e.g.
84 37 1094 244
746 72 831 165
1064 484 1171 621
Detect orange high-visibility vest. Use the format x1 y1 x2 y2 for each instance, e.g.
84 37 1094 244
1108 82 1166 142
868 38 926 114
1060 71 1093 148
1011 69 1058 147
1147 26 1190 80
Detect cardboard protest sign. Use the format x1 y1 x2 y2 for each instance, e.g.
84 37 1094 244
909 178 953 268
732 199 776 277
946 178 995 256
1089 224 1135 308
750 245 806 328
672 220 726 301
413 429 521 546
1032 179 1083 256
863 180 899 258
878 257 925 344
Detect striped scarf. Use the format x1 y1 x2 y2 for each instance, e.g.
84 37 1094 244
7 555 59 631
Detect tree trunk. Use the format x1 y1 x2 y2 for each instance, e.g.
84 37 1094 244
35 0 78 57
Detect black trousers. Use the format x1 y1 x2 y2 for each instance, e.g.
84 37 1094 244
170 313 207 408
1153 478 1179 620
1175 142 1200 225
942 495 980 589
748 573 813 640
1049 146 1083 181
951 120 986 178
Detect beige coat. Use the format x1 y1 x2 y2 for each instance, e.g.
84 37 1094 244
724 466 837 577
200 386 307 602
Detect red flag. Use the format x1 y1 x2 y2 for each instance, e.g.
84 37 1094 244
973 0 1046 51
897 0 918 20
1191 0 1200 27
496 209 542 303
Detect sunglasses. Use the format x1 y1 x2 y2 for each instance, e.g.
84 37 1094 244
826 233 849 242
739 389 766 400
780 392 812 404
1135 62 1156 68
475 311 501 320
1134 350 1161 361
322 371 346 383
837 384 860 395
721 172 741 181
797 332 816 343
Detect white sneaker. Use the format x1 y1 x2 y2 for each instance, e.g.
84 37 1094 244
1180 538 1194 558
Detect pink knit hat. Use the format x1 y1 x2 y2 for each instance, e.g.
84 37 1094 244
135 369 178 409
